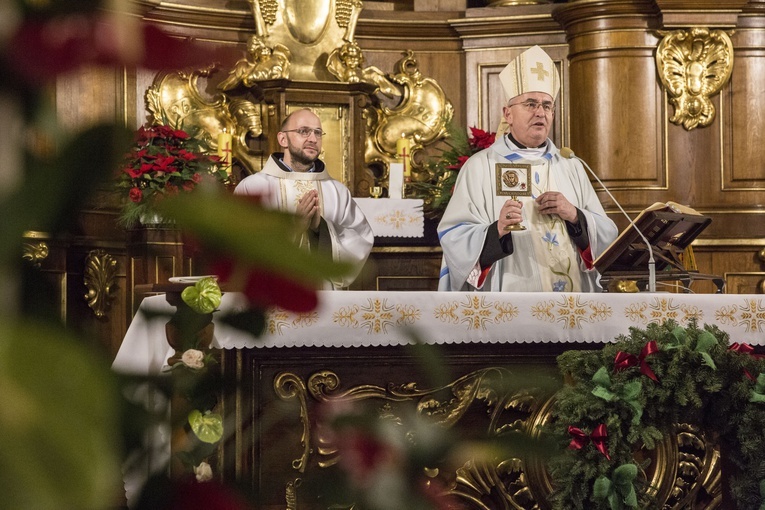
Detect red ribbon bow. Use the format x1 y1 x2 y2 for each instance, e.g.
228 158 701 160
613 340 659 382
729 342 763 381
567 424 610 460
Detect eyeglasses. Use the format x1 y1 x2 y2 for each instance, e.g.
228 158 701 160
281 127 326 138
508 100 555 114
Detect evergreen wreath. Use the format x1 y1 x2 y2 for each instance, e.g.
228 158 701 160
548 320 765 510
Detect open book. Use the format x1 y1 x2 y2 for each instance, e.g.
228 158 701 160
593 201 711 275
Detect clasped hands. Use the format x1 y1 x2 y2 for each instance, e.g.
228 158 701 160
296 189 321 232
497 191 578 236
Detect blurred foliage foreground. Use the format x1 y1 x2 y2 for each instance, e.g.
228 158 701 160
4 3 765 510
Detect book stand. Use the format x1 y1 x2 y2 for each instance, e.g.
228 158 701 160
595 209 724 293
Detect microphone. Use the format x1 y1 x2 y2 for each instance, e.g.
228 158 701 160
559 147 656 293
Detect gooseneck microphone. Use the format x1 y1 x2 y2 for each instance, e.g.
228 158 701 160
559 147 656 293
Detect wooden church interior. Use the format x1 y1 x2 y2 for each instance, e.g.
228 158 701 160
23 0 765 508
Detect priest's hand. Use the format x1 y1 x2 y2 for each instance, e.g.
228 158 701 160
296 190 321 232
498 199 523 235
536 191 578 224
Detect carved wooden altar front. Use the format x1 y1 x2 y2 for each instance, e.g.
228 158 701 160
216 343 722 510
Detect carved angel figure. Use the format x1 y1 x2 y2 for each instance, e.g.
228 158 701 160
219 35 291 91
656 28 733 130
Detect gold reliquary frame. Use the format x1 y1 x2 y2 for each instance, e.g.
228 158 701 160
656 27 734 131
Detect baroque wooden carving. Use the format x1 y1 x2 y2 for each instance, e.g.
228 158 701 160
272 368 722 509
656 28 734 130
83 249 118 319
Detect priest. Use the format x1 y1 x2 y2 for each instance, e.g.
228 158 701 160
234 108 373 289
437 46 618 292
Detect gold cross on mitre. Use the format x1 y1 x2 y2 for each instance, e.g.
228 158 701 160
531 61 549 81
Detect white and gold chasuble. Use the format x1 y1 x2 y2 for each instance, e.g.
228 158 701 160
519 158 583 292
234 155 374 289
437 136 618 293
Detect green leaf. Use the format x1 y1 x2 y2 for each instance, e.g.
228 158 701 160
181 277 222 314
0 319 121 510
188 409 224 444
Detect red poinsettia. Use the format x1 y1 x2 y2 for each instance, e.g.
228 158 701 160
115 125 229 227
468 126 496 150
6 11 239 84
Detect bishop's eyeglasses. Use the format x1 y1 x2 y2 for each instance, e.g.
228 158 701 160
508 100 555 114
281 127 326 138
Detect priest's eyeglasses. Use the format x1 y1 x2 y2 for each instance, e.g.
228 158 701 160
282 127 326 138
508 100 555 114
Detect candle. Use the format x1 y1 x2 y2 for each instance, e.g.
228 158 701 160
217 129 233 174
396 135 411 178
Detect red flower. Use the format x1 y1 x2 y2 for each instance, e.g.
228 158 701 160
448 155 470 170
335 430 399 488
178 149 198 162
192 173 203 184
210 258 318 313
162 478 254 510
6 13 241 84
468 126 496 149
125 166 143 179
154 154 176 172
129 187 142 203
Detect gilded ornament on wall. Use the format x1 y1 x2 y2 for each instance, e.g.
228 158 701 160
656 28 734 130
144 0 452 196
83 249 118 319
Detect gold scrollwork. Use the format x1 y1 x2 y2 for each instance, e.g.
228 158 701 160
274 372 311 473
362 50 454 185
247 0 363 82
297 369 721 508
656 28 734 130
22 241 49 267
306 368 552 507
145 1 453 194
83 249 118 319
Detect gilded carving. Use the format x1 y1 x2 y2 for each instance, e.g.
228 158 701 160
146 67 265 175
270 367 721 509
274 372 311 473
656 28 734 130
145 0 452 195
218 35 291 88
22 241 49 267
83 249 118 319
245 0 363 82
362 51 454 185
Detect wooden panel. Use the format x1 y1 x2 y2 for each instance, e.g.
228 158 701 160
726 37 765 188
350 247 442 291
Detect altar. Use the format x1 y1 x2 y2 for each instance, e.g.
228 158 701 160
114 290 765 509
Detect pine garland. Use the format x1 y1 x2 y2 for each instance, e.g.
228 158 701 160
548 320 765 510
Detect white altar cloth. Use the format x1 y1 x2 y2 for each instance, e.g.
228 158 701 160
113 291 765 375
353 198 424 237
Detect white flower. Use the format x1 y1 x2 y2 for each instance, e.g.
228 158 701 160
194 461 213 482
181 349 205 369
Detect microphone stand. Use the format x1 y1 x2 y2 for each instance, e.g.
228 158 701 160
560 148 656 293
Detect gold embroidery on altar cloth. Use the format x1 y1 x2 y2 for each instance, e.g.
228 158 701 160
716 298 765 332
433 295 519 331
373 209 419 230
623 297 703 326
332 298 420 334
531 295 611 329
